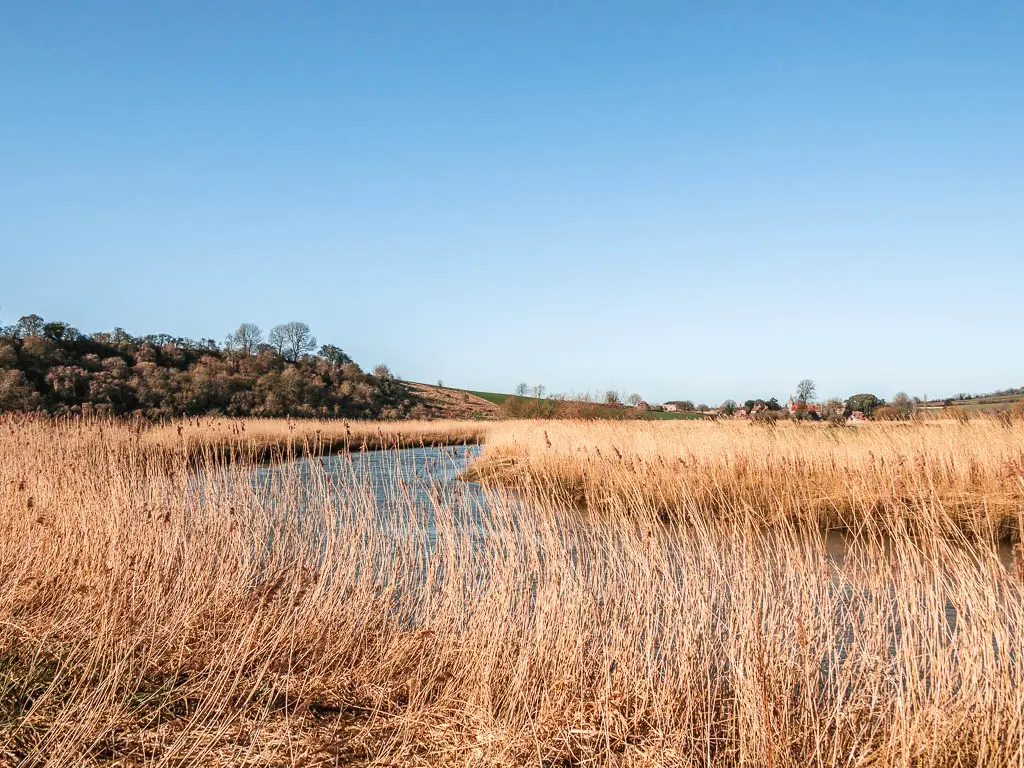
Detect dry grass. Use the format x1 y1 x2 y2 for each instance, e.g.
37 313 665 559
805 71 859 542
472 418 1024 537
0 415 1022 766
143 417 489 461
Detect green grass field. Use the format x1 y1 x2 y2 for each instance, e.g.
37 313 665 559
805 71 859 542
641 410 704 420
459 389 511 405
957 398 1022 412
922 394 1024 413
454 387 705 419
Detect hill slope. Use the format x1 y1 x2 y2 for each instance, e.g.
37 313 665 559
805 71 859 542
405 382 502 419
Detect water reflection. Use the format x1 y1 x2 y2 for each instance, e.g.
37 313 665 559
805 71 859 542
253 444 482 503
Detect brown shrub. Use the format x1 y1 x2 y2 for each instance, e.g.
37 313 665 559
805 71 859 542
873 405 898 420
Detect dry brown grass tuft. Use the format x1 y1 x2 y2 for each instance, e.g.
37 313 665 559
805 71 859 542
0 415 1022 766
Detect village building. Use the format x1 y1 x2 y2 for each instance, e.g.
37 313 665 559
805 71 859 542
786 396 820 414
663 401 694 413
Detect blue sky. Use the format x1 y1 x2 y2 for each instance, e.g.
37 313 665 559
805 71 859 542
2 2 1022 405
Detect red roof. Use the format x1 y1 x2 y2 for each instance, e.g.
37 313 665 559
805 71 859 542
790 401 818 411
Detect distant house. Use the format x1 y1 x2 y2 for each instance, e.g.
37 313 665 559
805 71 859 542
635 400 650 411
787 396 819 414
663 401 694 413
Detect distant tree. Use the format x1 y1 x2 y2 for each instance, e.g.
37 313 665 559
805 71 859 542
317 344 352 367
45 365 88 398
532 384 546 400
721 399 737 416
795 379 816 405
696 403 709 412
0 314 415 419
0 370 40 411
437 379 444 388
269 322 317 362
822 398 845 420
42 321 79 342
15 314 45 339
224 323 264 355
626 393 643 406
372 363 393 380
743 397 782 412
845 393 883 417
605 389 621 405
891 391 915 419
515 382 529 397
111 327 134 347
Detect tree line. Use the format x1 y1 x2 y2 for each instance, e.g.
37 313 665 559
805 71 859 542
0 314 412 419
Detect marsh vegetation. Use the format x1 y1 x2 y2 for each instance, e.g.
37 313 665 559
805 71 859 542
1 415 1022 766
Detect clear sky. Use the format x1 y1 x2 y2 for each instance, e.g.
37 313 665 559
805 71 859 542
2 2 1022 405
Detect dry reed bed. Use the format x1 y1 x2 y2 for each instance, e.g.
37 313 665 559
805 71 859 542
472 418 1024 537
1 416 1023 766
142 417 490 463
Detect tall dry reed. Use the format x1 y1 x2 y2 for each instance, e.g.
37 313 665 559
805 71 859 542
473 418 1024 537
0 415 1021 766
144 416 488 460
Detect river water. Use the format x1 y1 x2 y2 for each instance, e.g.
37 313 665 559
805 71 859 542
247 444 1019 575
235 445 1023 668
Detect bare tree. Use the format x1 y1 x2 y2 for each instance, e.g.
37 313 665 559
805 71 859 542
515 382 529 397
795 378 816 405
626 393 643 406
269 322 317 362
532 384 546 400
605 389 621 405
372 363 393 380
891 391 915 419
224 323 264 355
